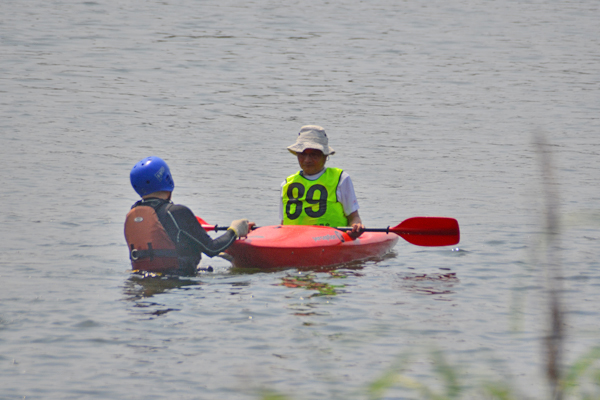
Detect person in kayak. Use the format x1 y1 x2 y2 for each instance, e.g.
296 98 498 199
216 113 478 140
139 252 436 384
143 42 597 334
280 125 365 239
124 156 252 276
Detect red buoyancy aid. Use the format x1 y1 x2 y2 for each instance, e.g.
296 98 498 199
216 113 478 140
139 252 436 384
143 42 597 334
124 205 179 273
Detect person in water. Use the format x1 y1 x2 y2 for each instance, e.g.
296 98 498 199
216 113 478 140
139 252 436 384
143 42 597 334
280 125 365 239
124 156 252 276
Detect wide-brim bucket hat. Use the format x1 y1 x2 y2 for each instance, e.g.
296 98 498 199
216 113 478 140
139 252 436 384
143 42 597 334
287 125 335 156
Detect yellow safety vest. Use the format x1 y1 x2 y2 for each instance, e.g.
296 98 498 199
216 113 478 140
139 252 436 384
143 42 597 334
282 168 348 227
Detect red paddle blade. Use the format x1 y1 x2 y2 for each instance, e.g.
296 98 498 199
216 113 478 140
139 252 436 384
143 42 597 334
390 217 460 246
195 216 216 232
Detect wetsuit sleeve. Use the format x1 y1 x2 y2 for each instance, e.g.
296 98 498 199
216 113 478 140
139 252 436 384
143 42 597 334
159 204 237 258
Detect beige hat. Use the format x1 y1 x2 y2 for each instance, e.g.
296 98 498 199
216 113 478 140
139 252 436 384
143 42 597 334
287 125 335 156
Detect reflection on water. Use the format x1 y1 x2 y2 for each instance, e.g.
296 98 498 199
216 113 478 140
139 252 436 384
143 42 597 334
396 272 459 298
123 272 202 300
228 252 396 275
122 273 205 317
278 270 357 297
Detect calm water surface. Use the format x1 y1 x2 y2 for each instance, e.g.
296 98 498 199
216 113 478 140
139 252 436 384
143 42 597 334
1 0 599 399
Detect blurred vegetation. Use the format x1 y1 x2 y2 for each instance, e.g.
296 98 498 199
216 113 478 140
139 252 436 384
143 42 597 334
256 344 600 400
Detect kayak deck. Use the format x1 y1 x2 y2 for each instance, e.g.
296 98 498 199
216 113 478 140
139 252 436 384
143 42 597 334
225 225 399 270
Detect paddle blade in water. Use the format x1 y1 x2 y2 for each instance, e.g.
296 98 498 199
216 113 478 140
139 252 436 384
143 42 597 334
390 217 460 247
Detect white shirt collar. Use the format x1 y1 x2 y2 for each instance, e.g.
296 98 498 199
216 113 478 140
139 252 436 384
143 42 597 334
300 168 326 180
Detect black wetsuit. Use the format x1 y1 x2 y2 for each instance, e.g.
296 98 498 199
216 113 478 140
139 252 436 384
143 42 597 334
131 198 236 275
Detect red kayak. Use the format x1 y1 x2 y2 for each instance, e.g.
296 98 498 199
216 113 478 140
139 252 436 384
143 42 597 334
197 216 459 270
224 225 399 270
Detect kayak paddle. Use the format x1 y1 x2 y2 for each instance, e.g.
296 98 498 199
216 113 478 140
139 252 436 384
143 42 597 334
196 216 459 247
336 217 460 246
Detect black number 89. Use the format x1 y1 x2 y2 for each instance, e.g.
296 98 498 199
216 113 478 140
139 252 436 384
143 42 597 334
286 183 328 220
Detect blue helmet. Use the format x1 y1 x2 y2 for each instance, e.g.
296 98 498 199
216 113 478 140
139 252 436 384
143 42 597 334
130 156 175 197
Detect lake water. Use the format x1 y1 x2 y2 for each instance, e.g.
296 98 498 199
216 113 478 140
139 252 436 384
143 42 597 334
1 0 599 399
